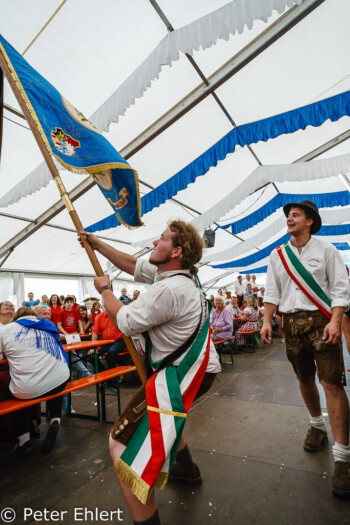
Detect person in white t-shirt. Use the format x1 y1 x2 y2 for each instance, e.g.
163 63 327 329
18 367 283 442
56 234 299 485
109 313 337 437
0 307 70 454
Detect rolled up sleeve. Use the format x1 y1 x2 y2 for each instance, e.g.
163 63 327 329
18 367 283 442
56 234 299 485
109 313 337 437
264 253 280 306
117 283 177 336
326 247 350 309
134 259 157 284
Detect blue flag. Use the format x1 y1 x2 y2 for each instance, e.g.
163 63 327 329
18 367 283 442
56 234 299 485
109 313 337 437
0 35 142 228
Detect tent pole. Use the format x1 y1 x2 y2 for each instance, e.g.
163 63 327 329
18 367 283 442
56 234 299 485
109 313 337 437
339 174 350 193
0 51 147 384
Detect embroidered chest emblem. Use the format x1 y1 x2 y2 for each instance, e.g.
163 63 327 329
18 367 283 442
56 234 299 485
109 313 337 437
51 127 80 156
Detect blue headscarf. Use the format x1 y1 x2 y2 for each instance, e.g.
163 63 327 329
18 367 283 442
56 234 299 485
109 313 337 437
15 317 69 366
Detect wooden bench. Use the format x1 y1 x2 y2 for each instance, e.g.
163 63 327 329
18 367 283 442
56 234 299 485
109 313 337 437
213 337 235 365
0 365 136 423
239 330 260 353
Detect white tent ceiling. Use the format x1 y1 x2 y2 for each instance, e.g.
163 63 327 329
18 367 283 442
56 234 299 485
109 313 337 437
0 0 349 289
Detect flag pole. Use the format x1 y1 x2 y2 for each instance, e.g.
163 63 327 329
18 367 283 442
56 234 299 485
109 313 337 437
0 52 147 384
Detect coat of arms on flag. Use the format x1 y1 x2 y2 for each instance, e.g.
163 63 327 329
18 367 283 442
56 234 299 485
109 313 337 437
0 34 143 228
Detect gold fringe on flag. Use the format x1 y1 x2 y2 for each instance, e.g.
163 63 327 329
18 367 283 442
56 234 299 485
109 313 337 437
154 471 168 490
115 459 153 505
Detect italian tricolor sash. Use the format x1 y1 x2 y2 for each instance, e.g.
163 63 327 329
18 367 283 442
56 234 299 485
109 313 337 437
276 242 332 319
115 300 211 504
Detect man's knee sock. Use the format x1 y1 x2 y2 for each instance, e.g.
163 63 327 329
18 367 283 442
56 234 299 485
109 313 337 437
310 415 326 431
133 510 161 525
333 442 350 463
176 444 194 470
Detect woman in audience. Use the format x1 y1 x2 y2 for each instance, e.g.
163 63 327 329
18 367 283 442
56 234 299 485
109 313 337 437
0 306 70 454
0 301 40 452
49 294 62 325
226 296 241 334
90 301 103 325
78 305 92 333
70 295 80 311
234 296 260 347
0 301 14 327
210 296 233 342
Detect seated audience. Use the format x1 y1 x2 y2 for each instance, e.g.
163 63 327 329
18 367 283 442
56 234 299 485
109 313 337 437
226 296 241 334
78 305 92 333
49 294 62 325
89 311 127 370
257 287 265 299
251 275 259 297
34 304 51 320
70 295 80 311
90 301 103 325
234 296 260 347
243 284 254 301
131 289 140 302
210 296 233 342
40 295 49 305
119 288 130 304
0 301 41 451
0 307 70 453
57 296 83 337
24 292 39 308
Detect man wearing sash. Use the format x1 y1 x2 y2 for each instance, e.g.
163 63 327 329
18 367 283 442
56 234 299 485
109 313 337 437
261 200 350 497
79 220 221 525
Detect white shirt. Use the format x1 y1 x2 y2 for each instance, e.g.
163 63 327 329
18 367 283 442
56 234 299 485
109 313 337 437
264 237 349 313
117 260 221 373
0 316 69 399
242 279 252 291
233 280 244 295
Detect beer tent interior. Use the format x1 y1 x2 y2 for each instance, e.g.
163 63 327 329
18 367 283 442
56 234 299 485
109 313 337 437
0 0 349 304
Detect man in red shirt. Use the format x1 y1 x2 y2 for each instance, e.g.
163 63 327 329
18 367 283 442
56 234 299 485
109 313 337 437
57 296 83 336
91 311 127 369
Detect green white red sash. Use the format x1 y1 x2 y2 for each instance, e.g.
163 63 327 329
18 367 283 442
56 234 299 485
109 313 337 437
115 300 211 504
276 242 332 319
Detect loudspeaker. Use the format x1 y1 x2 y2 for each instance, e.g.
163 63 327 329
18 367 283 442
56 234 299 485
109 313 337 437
203 228 215 248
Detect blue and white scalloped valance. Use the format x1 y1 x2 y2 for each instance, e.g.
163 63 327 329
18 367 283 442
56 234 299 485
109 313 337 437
218 191 350 234
86 90 350 233
212 225 350 269
202 207 350 264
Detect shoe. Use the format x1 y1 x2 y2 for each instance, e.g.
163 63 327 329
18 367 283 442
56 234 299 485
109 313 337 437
169 462 202 484
303 426 328 452
14 439 32 455
332 461 350 497
41 421 60 454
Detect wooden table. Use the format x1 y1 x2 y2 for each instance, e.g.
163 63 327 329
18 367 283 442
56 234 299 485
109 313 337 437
63 333 91 342
63 339 115 352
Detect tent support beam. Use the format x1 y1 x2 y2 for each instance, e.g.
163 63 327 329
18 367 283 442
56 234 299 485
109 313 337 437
0 211 132 245
0 0 330 267
122 0 325 158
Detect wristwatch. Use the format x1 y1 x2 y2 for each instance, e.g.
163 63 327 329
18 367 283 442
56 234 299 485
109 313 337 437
99 284 111 294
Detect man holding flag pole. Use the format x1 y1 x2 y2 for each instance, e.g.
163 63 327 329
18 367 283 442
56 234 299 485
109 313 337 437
78 222 221 525
261 199 350 497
